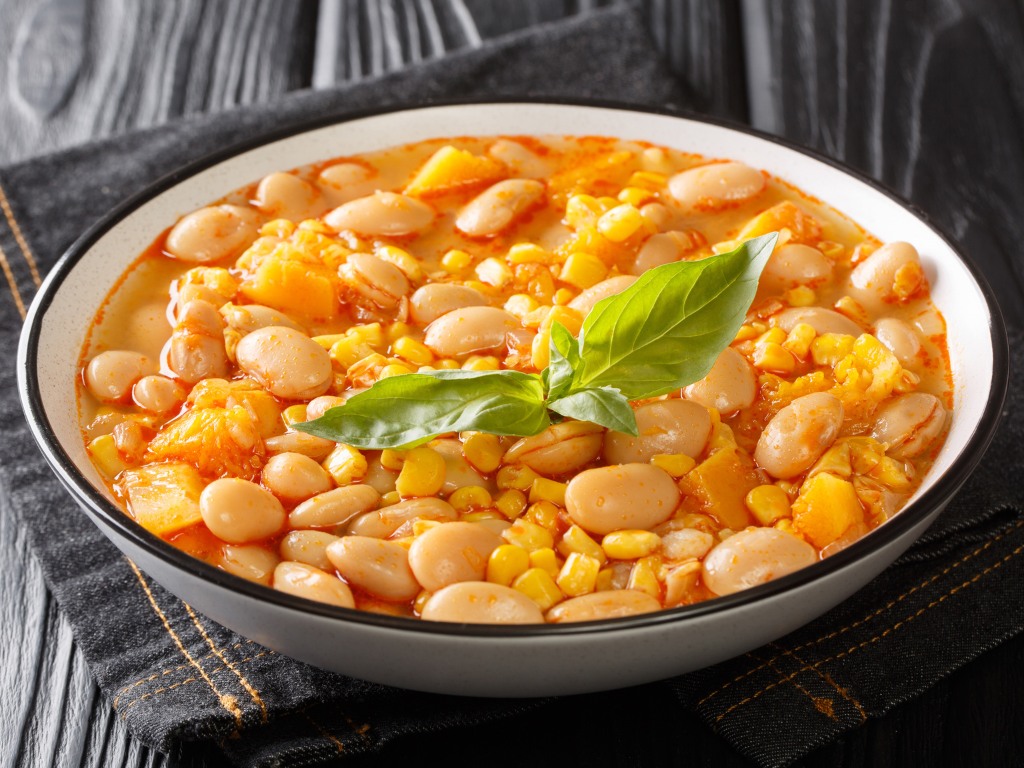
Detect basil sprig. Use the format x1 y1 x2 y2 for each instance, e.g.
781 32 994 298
297 233 777 449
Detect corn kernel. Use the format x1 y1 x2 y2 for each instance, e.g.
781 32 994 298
529 478 567 507
380 449 405 471
627 558 662 599
811 333 856 366
785 286 816 307
734 325 759 342
312 333 346 349
559 252 608 289
495 489 528 519
393 336 433 366
617 186 654 207
834 295 871 325
507 243 551 264
281 404 307 427
539 305 583 336
525 500 561 530
375 244 424 281
322 444 368 485
436 358 460 370
496 465 540 491
329 337 375 369
757 327 787 345
557 525 607 565
893 262 925 299
753 342 796 373
528 547 561 578
745 484 792 526
502 519 555 552
448 485 493 512
782 322 817 359
602 530 661 560
523 305 553 329
553 288 576 305
462 355 500 371
595 568 616 592
597 204 645 242
504 293 540 319
629 170 668 189
463 433 503 473
87 434 127 479
475 257 513 287
461 510 502 522
512 568 564 611
412 519 442 536
556 552 601 597
395 446 446 497
487 545 531 586
441 248 472 272
565 194 605 228
259 218 296 238
381 490 401 506
531 329 551 369
350 323 384 346
379 363 414 379
651 453 696 478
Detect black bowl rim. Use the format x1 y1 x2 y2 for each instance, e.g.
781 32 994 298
18 97 1010 638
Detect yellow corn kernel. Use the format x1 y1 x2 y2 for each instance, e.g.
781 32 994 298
259 218 296 237
782 322 817 359
734 324 760 342
462 355 500 371
512 568 564 611
557 525 607 565
475 257 513 287
785 286 816 307
553 288 576 305
412 519 442 537
817 240 845 260
757 327 787 345
462 433 503 473
375 244 424 282
495 489 528 520
531 329 551 369
87 434 127 479
504 293 540 320
436 358 460 370
461 510 502 522
893 262 925 299
753 342 796 373
529 478 567 507
507 243 551 264
651 453 696 478
523 305 553 330
565 194 605 228
774 517 800 537
395 446 446 497
281 404 307 427
559 252 608 289
834 295 871 326
539 305 584 336
627 558 662 599
393 336 433 366
413 590 432 614
525 500 561 530
349 323 384 346
487 545 531 587
595 568 616 592
501 519 555 552
628 170 667 189
329 337 375 369
597 204 645 242
602 530 661 560
380 449 405 471
744 484 792 526
441 248 472 272
379 363 414 379
792 472 864 548
556 552 601 597
448 485 493 512
496 464 540 491
617 186 654 207
810 333 857 366
528 547 561 578
322 444 368 485
312 333 346 349
381 490 401 506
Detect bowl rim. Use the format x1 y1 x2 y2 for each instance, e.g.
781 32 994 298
17 97 1010 637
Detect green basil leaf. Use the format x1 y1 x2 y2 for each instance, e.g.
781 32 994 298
573 233 777 399
295 369 550 449
544 321 581 400
547 386 638 435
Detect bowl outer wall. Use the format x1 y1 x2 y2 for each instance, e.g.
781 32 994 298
17 102 1007 696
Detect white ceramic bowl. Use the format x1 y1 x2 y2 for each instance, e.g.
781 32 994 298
18 102 1007 697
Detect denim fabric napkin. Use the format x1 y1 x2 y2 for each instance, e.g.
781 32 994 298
2 5 1022 767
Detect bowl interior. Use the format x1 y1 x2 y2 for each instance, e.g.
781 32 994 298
24 102 998 602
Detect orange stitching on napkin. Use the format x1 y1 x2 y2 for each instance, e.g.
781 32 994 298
0 241 26 319
303 711 346 754
0 180 41 287
125 559 244 729
762 652 837 721
697 519 1023 709
118 651 272 713
183 603 269 723
774 643 867 723
712 538 1024 724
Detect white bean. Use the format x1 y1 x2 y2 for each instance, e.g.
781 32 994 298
661 529 715 561
85 350 157 403
305 396 347 421
668 162 765 211
254 172 321 221
874 318 921 366
702 527 817 596
165 204 260 264
849 241 923 308
409 283 488 326
872 393 947 459
339 253 411 310
568 275 637 316
565 464 680 535
235 326 332 400
132 374 185 413
220 545 279 586
279 530 341 571
347 497 457 538
546 590 661 623
421 582 544 624
200 478 286 543
683 347 756 414
407 522 503 592
755 393 844 479
273 562 354 608
456 179 545 237
326 537 420 601
761 244 833 293
262 452 333 503
774 306 863 337
423 306 519 357
221 303 302 335
631 231 701 275
289 485 380 529
504 422 604 476
604 399 711 464
166 299 229 384
429 440 494 494
265 431 336 461
487 139 547 177
325 192 434 236
318 163 372 190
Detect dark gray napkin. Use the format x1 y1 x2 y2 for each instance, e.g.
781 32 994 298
1 5 1021 767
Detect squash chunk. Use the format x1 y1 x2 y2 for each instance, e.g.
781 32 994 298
680 448 760 530
240 256 336 320
119 462 204 536
404 146 507 197
736 201 822 245
145 405 263 480
792 472 864 547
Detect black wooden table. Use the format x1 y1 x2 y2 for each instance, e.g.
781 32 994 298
3 2 1023 766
